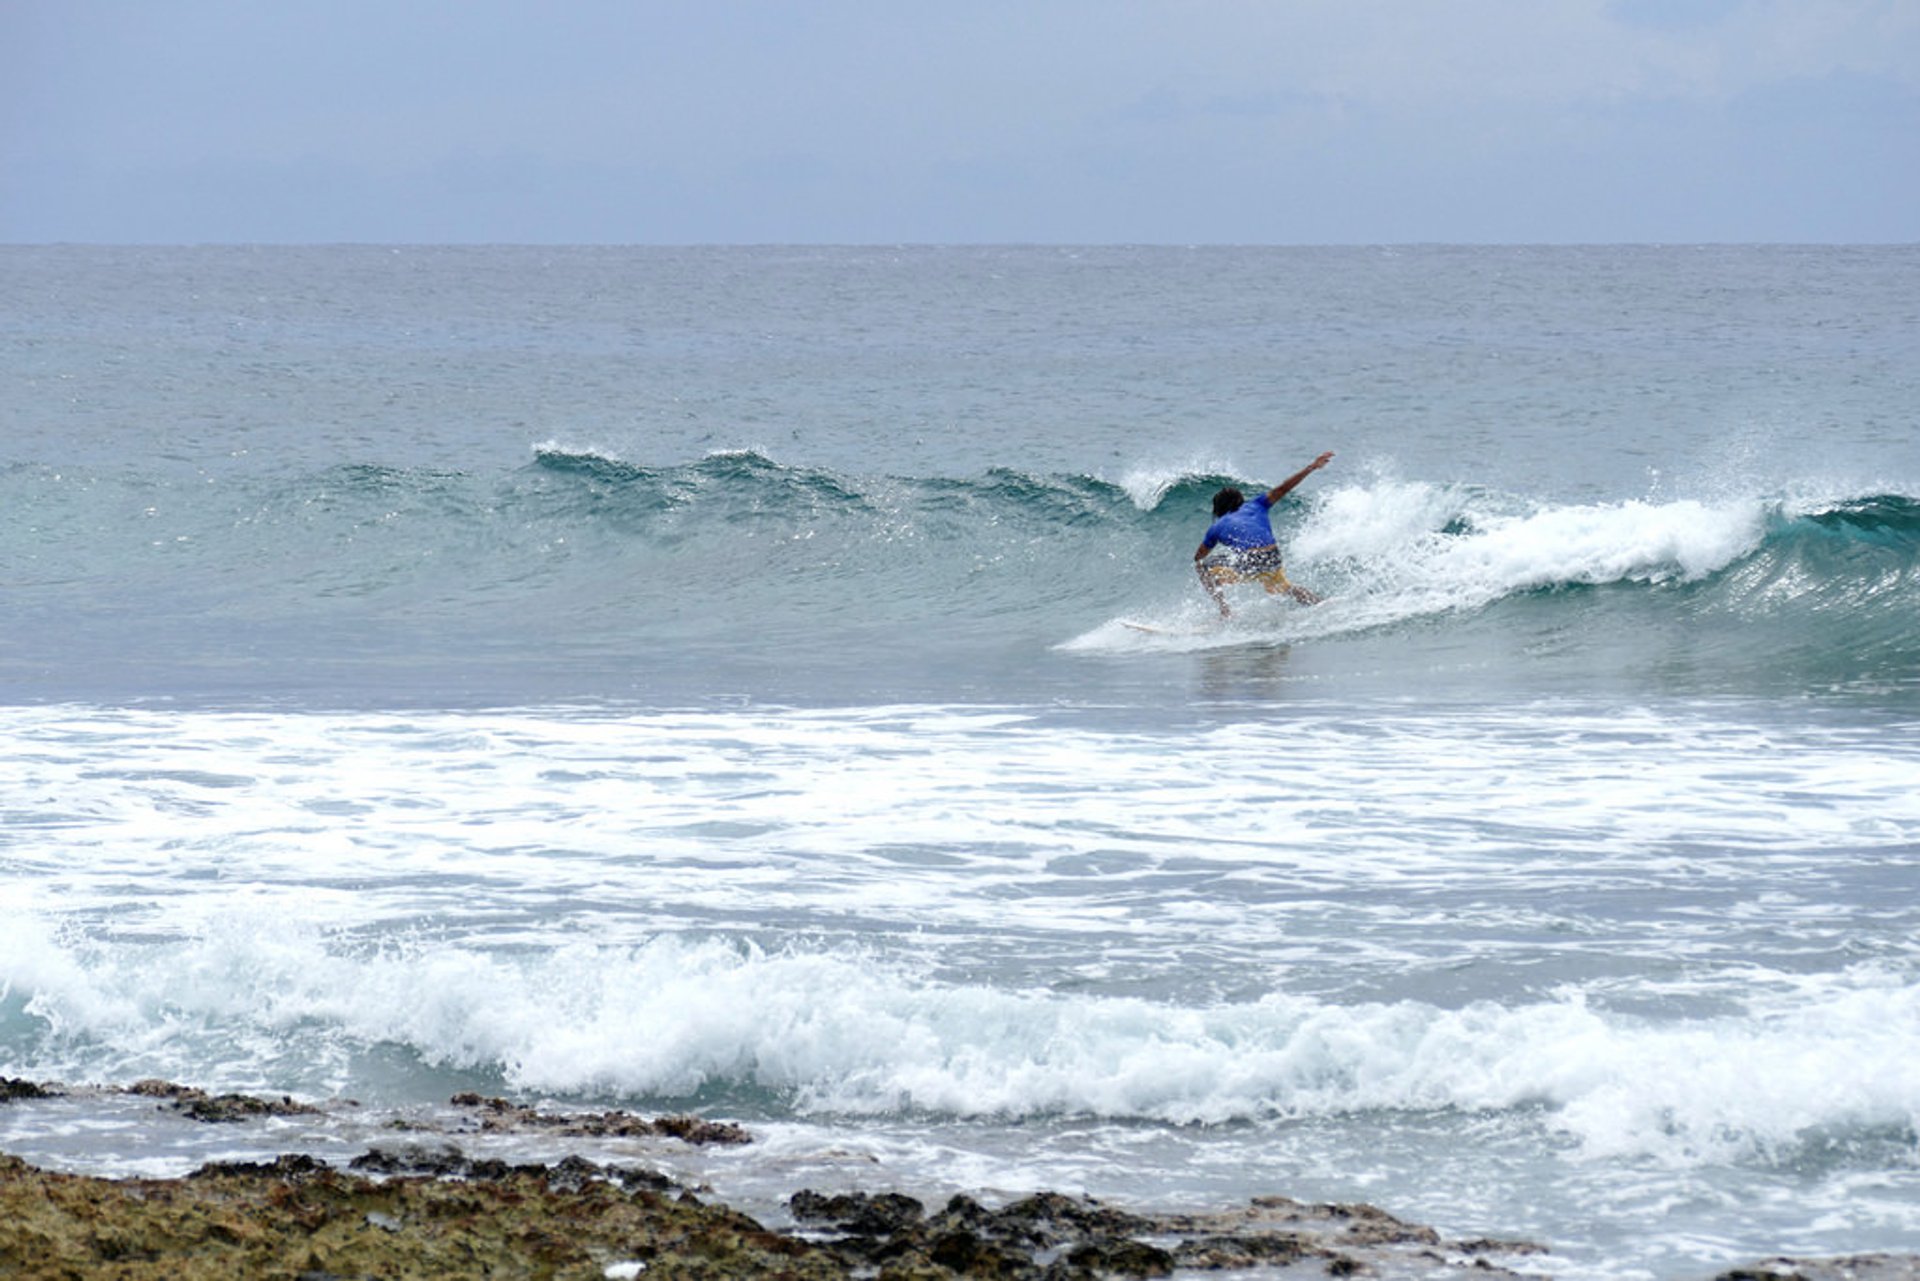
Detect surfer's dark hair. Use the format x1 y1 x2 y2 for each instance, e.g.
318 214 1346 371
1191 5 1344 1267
1211 487 1245 518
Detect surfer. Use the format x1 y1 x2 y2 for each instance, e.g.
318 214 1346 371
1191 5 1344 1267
1194 452 1334 616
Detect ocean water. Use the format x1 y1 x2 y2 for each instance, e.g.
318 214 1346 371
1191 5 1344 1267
2 245 1917 1278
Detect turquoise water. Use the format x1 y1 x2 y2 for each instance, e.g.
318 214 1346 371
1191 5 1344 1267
2 246 1917 1278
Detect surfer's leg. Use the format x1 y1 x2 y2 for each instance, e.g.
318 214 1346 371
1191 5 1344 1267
1253 560 1295 598
1250 554 1319 606
1196 561 1233 617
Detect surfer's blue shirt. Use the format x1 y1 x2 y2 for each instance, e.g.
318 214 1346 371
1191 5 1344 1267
1201 493 1278 553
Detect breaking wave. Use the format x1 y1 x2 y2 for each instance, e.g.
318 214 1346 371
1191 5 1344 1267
5 919 1916 1169
3 447 1915 698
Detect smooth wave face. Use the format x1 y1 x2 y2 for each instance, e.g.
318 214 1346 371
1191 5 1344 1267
5 449 1913 706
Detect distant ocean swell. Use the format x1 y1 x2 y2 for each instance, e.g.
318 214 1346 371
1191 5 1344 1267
6 447 1914 684
5 920 1916 1168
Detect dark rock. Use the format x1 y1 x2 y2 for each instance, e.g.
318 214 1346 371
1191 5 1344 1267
349 1143 471 1177
348 1143 677 1194
188 1153 329 1180
792 1188 928 1235
1063 1238 1176 1276
1456 1236 1551 1257
0 1078 58 1102
1716 1258 1920 1281
447 1090 502 1109
123 1079 320 1123
785 1186 1437 1279
986 1189 1151 1245
652 1111 755 1145
927 1227 1026 1277
1173 1233 1313 1270
445 1092 754 1144
127 1078 190 1097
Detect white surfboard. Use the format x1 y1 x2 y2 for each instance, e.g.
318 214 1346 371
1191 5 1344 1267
1119 619 1216 637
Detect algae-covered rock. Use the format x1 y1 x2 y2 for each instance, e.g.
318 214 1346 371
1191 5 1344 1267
0 1140 1555 1281
125 1078 322 1123
449 1090 755 1144
784 1184 1537 1279
0 1152 841 1280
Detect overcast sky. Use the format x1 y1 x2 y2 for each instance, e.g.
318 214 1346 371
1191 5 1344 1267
4 0 1916 243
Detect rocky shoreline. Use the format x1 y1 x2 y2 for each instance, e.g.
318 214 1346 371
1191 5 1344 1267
1 1078 1912 1280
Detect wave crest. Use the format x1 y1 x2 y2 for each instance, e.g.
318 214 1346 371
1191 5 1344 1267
8 919 1916 1166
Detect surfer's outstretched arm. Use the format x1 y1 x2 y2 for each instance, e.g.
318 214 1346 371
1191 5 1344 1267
1265 451 1334 505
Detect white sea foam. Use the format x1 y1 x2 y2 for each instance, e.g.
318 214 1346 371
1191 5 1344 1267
531 438 622 463
6 918 1917 1168
1289 480 1481 565
5 705 1916 934
2 701 1915 1183
1324 486 1765 610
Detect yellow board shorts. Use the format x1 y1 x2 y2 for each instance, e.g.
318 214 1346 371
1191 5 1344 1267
1199 544 1293 593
